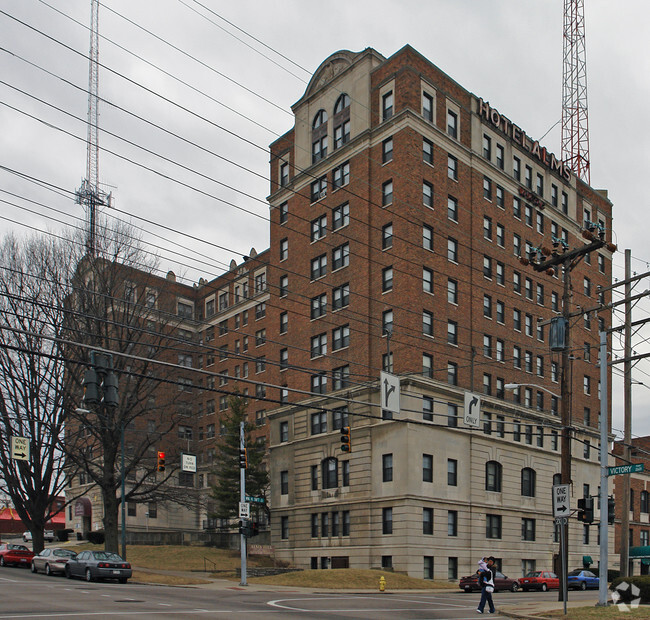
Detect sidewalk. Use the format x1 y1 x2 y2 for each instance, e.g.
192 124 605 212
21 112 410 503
497 597 599 619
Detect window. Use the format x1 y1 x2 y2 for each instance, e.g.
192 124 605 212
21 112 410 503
280 348 288 371
486 514 502 539
486 461 502 492
448 403 458 427
447 361 458 385
422 224 433 251
447 109 458 138
312 109 328 163
584 277 591 297
332 324 350 350
422 91 434 121
382 454 393 482
311 372 327 394
496 144 504 169
279 202 288 225
525 164 533 189
447 459 458 486
423 310 433 336
333 407 349 430
382 180 393 206
332 283 349 310
525 205 533 227
311 215 327 242
483 373 492 395
423 267 434 293
448 237 458 262
483 215 493 240
551 430 559 450
311 175 327 202
584 440 590 459
382 507 393 534
448 278 458 304
584 375 591 395
536 173 544 197
536 210 544 234
423 454 433 482
496 223 505 247
342 510 350 535
311 293 327 319
522 518 536 541
280 516 289 540
322 457 337 489
483 176 492 201
381 222 393 250
641 491 649 514
483 255 492 279
483 133 492 159
522 468 536 497
311 514 319 538
333 117 350 150
513 345 521 369
280 471 289 495
483 294 492 318
514 308 521 331
422 396 433 420
496 339 504 362
255 328 266 346
447 320 458 345
496 300 505 324
382 138 393 163
332 162 350 189
447 155 458 180
447 195 458 220
311 333 327 358
513 155 521 181
513 233 521 257
332 202 349 230
311 254 327 280
382 91 393 120
423 507 433 535
423 137 434 164
496 261 505 286
423 181 433 208
561 191 568 214
280 421 288 442
382 266 393 292
598 254 606 273
255 356 266 373
423 354 433 378
332 365 349 390
332 243 350 270
424 556 434 580
536 355 544 376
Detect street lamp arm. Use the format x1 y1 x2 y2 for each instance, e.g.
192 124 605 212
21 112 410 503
504 383 562 399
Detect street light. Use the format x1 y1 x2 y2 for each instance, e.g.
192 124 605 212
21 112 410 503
504 383 561 398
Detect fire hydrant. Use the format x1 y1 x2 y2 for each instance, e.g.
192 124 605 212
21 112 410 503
379 575 386 592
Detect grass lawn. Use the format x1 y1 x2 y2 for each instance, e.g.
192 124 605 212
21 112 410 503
547 606 650 619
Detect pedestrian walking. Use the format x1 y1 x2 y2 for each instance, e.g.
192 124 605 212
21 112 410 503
477 556 496 614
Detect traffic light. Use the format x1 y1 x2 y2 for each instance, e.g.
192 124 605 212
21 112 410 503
82 368 99 404
157 451 166 472
103 372 119 408
577 497 594 523
250 522 260 537
239 448 247 469
340 426 351 452
608 496 615 524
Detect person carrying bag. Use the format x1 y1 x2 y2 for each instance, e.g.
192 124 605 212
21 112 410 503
477 556 496 614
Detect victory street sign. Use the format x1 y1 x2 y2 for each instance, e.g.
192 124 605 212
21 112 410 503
608 463 644 476
553 483 570 518
10 436 30 461
380 371 400 415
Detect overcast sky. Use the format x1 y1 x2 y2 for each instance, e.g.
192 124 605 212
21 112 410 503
2 0 650 440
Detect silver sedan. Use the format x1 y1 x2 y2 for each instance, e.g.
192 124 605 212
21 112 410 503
31 548 77 576
64 550 132 583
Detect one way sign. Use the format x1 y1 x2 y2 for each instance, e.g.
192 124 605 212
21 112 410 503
553 483 570 517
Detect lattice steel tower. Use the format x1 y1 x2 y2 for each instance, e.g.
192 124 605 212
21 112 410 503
75 0 110 255
561 0 590 184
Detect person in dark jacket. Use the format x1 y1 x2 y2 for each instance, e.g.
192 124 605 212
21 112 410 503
477 556 496 614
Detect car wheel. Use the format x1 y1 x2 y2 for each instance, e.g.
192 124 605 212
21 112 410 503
0 557 5 567
65 566 72 579
85 568 93 582
45 564 52 576
31 562 37 573
541 583 548 592
119 577 128 584
511 582 519 592
580 581 586 591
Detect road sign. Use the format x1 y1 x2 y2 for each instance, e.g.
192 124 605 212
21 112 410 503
463 392 481 428
245 496 265 504
10 436 30 461
607 463 644 476
553 483 570 518
181 453 197 473
239 502 250 518
380 371 400 415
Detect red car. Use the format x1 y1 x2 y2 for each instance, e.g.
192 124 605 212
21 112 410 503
459 570 520 592
519 570 559 592
0 544 35 567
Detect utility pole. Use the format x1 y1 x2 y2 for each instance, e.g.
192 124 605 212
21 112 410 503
522 228 611 602
239 421 247 586
597 328 608 606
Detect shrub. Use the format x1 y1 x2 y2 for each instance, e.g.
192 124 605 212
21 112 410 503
87 530 105 545
610 575 650 603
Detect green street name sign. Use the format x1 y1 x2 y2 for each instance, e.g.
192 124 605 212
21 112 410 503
245 496 265 504
607 463 644 476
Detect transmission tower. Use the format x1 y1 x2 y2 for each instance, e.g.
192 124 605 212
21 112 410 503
561 0 590 184
75 0 110 256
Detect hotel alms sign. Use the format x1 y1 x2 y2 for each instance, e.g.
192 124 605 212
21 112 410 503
478 98 572 182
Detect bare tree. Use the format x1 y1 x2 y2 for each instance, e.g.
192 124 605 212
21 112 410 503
62 220 201 553
0 233 76 553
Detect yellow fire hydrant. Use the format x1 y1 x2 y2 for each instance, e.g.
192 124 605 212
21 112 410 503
379 575 386 592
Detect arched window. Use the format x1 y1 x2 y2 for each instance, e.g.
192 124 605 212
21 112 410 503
333 94 351 150
485 460 502 492
641 490 649 514
312 110 328 163
521 467 537 497
322 457 338 489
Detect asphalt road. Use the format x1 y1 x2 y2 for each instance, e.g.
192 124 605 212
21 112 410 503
0 567 598 619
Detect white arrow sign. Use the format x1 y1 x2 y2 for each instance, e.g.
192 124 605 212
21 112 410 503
380 371 400 415
239 502 250 518
553 483 570 517
463 392 481 428
10 436 30 461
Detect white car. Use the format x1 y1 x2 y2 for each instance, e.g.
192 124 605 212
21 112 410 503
23 530 55 543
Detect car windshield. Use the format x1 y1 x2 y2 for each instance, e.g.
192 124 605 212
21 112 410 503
53 549 76 558
92 551 123 561
526 571 542 577
567 570 583 576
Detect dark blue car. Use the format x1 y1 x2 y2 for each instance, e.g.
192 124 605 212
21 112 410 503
567 569 599 590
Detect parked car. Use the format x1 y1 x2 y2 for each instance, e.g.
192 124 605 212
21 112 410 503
65 550 132 583
459 570 520 592
31 548 77 576
519 570 559 592
567 569 599 590
0 543 35 567
23 530 55 543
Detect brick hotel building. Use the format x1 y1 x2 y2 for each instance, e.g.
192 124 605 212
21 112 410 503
266 45 614 579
